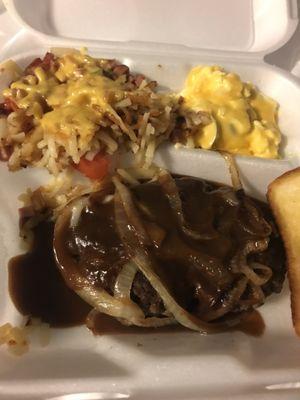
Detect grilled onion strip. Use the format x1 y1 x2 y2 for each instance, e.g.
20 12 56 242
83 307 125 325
114 187 238 333
157 169 216 240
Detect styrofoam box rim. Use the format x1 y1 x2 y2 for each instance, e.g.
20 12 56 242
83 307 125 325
0 43 300 400
3 0 299 56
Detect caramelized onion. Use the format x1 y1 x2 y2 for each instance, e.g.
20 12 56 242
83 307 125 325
130 255 221 332
77 285 145 322
246 262 273 285
221 152 242 191
80 269 176 328
203 184 239 206
240 196 272 237
230 239 272 286
114 262 138 299
54 198 149 325
113 176 150 246
58 195 176 328
114 192 234 333
202 277 248 321
70 196 88 228
158 169 216 240
230 239 269 274
239 282 265 308
54 172 279 332
117 315 176 328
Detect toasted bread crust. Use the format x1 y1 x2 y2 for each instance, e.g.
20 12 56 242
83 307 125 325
267 167 300 336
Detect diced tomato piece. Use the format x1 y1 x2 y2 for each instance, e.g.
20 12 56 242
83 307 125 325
0 145 13 161
24 52 56 74
74 153 110 180
5 97 18 111
0 98 18 114
42 52 55 71
24 57 43 75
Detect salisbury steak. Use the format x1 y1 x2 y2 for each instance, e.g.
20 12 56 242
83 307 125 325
53 175 286 330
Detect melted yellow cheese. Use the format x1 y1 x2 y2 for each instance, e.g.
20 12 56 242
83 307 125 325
3 66 59 118
55 52 102 81
181 65 281 158
41 105 99 152
2 53 125 151
2 52 282 160
47 74 124 109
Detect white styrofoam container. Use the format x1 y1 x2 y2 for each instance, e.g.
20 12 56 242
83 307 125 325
1 1 300 399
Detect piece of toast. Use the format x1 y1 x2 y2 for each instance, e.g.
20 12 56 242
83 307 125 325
267 167 300 336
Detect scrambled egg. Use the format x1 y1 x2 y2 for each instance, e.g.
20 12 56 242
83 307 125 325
181 66 281 158
2 51 282 160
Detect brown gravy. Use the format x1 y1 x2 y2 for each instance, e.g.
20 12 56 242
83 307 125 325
236 310 265 337
9 221 91 327
55 176 285 324
87 310 265 337
8 179 267 337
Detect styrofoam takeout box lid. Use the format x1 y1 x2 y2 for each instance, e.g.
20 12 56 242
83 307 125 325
1 1 300 400
3 0 299 56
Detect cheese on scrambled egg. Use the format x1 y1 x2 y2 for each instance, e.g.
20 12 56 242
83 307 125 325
181 66 281 158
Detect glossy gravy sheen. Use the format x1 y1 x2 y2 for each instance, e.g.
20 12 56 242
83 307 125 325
8 178 272 336
9 221 91 327
56 176 284 324
88 310 265 336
